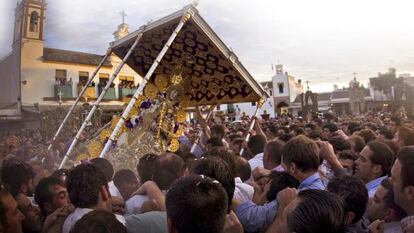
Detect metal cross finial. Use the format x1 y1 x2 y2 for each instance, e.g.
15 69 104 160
120 10 127 24
305 80 310 91
353 72 357 81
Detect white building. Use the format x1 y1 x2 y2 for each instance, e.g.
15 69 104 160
215 64 304 119
0 0 142 130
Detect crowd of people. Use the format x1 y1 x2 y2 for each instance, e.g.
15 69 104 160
1 110 414 233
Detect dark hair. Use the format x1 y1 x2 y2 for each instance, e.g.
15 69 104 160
278 133 292 142
348 122 361 135
70 210 127 233
327 175 368 223
90 158 114 182
338 150 357 161
1 161 34 196
113 169 138 188
66 164 107 208
210 125 225 139
308 130 323 140
265 140 285 166
166 175 228 233
378 127 394 140
247 135 266 155
391 116 402 127
268 124 278 135
329 136 351 152
282 135 320 172
396 146 414 188
287 189 346 233
348 135 365 153
191 156 235 210
266 172 299 201
152 153 184 190
137 153 158 183
397 127 414 146
323 123 338 133
367 140 395 176
206 137 224 148
234 156 251 182
34 177 65 218
293 127 306 135
356 129 376 144
50 169 69 182
380 178 407 220
207 146 237 173
312 118 323 127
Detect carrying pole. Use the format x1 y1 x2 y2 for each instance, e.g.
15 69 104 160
47 48 112 152
239 99 265 156
58 32 143 169
99 12 193 159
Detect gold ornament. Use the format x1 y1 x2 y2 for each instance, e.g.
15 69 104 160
144 83 158 99
128 107 139 118
88 140 103 158
99 128 112 142
171 73 183 86
258 98 266 107
76 153 89 162
111 116 120 129
168 138 180 152
176 110 187 123
155 74 169 92
156 103 167 141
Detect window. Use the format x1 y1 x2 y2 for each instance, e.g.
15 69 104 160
55 69 67 85
79 71 89 86
29 11 39 32
217 105 221 110
99 73 110 86
278 83 284 94
119 75 135 88
252 102 256 106
269 90 273 96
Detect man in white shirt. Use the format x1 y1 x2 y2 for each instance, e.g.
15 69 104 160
62 164 125 233
247 135 267 171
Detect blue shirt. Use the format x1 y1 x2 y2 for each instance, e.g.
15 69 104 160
366 175 387 198
235 172 325 233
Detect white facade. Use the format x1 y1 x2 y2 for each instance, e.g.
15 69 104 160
0 0 142 118
215 65 303 119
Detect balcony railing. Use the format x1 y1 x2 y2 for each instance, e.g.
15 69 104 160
98 86 117 100
77 85 97 99
118 87 136 98
54 84 73 98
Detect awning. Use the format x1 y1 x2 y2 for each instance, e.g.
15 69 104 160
111 5 268 107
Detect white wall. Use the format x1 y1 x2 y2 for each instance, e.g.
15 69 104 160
20 41 142 106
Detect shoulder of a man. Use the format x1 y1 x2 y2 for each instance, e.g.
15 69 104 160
126 211 168 233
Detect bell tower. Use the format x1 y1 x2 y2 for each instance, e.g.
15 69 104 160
13 0 46 47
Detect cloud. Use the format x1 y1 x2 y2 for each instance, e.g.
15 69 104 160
1 0 414 92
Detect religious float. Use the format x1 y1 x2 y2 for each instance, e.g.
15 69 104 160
50 4 268 170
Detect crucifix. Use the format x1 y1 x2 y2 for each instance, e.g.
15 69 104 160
120 10 127 24
353 72 357 81
305 80 310 91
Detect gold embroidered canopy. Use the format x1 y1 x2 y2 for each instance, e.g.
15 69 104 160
111 5 268 107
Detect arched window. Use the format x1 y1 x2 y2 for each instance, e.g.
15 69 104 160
29 11 39 32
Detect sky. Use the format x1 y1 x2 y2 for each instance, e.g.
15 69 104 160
1 0 414 92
